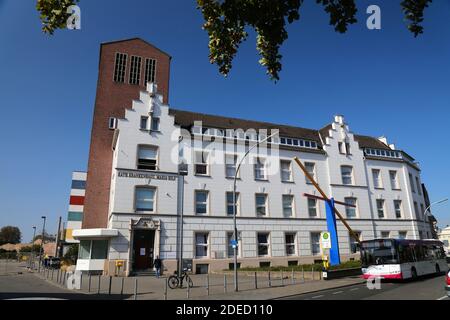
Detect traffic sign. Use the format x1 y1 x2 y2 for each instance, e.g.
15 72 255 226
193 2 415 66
230 240 238 249
320 232 332 249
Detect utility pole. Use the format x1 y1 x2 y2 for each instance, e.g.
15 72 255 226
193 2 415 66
30 226 36 269
38 216 46 273
177 163 188 276
55 216 62 257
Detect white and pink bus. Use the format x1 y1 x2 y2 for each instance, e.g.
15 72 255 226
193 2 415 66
360 239 447 280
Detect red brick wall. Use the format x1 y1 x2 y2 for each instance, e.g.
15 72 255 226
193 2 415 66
83 38 171 229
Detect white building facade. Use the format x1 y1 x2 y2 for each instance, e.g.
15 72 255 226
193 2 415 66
74 83 433 276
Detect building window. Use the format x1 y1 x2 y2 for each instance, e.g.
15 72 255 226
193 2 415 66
349 232 361 254
280 160 292 182
416 177 422 195
144 58 156 85
257 233 270 257
414 201 419 220
282 195 294 218
227 232 236 258
304 162 316 184
137 146 158 170
151 117 160 131
380 231 390 239
195 151 209 175
420 203 425 220
285 233 296 256
344 197 357 218
135 187 156 212
140 116 148 130
409 174 415 193
376 199 385 218
341 166 353 185
113 52 127 83
389 171 399 189
225 154 238 178
195 191 209 215
195 232 209 258
372 169 382 188
78 240 108 260
394 200 403 218
255 194 268 216
311 232 321 256
339 142 351 155
226 192 239 216
254 158 267 180
308 198 318 217
398 231 407 239
338 142 345 154
129 55 142 85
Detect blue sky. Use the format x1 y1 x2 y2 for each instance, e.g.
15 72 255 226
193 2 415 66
0 0 449 242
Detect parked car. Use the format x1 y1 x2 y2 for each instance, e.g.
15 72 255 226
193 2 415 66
446 269 450 297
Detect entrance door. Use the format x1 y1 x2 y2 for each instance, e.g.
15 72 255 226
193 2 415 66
133 229 155 270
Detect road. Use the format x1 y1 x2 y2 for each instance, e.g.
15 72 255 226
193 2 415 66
277 273 449 300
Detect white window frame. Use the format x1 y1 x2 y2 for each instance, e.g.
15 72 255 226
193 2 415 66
257 232 270 257
389 170 399 190
310 232 321 256
341 165 354 185
255 193 268 217
394 200 403 219
195 190 209 215
372 169 383 188
280 160 293 182
150 117 160 131
304 162 316 184
376 199 385 218
282 195 295 218
194 151 209 176
135 186 156 213
137 145 158 171
254 157 267 180
285 233 296 256
344 197 358 218
308 198 318 217
195 232 209 258
225 154 238 179
226 192 240 216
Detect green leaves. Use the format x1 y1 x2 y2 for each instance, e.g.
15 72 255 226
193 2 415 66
401 0 432 37
36 0 78 35
198 0 433 81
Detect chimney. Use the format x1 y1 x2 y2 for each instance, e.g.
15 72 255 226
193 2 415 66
378 136 388 146
334 115 345 125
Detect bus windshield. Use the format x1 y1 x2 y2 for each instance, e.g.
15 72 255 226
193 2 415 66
361 239 398 267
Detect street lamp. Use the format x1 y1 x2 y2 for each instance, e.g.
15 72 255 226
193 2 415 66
38 216 46 273
423 198 448 239
424 198 449 217
30 226 36 269
232 131 278 292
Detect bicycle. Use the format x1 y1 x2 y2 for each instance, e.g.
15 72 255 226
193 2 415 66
168 268 193 289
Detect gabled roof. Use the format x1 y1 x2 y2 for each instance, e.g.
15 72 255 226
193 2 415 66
100 37 172 58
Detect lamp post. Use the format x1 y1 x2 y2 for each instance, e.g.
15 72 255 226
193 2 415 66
423 198 448 238
30 226 36 269
232 131 278 292
38 216 46 273
177 163 188 277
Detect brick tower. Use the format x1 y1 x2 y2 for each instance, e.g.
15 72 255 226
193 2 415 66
83 38 171 229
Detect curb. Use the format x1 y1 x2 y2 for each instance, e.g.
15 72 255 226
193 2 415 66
269 279 366 300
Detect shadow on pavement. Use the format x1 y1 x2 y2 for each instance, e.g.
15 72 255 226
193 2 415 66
0 292 133 300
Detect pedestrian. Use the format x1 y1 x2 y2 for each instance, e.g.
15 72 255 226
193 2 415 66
154 256 162 278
